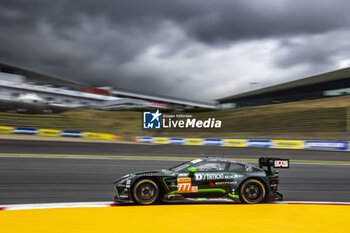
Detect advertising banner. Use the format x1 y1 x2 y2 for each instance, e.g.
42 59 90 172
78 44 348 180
247 139 272 148
222 139 248 147
0 126 14 134
37 129 62 137
14 127 38 135
137 137 154 143
82 132 115 140
0 125 119 141
304 141 348 151
169 138 185 144
203 139 223 146
60 130 83 138
271 140 304 149
153 137 170 144
136 136 350 151
184 138 204 145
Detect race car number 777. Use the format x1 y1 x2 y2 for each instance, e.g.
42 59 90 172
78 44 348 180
177 178 191 192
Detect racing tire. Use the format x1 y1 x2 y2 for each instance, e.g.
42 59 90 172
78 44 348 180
239 179 266 204
132 179 160 205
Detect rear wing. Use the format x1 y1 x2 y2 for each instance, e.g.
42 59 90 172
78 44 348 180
259 157 289 176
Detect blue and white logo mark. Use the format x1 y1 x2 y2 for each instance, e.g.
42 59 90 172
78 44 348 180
143 109 162 129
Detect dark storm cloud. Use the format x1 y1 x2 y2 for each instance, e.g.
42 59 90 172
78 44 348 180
184 0 350 43
0 0 350 101
3 0 350 41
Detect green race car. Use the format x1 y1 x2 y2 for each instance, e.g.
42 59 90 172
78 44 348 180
113 157 289 204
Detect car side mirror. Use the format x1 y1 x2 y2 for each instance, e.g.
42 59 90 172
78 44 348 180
188 167 196 177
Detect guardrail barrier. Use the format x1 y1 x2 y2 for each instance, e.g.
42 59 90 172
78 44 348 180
0 125 120 141
136 137 350 151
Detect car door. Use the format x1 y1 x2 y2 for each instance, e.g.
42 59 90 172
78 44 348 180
180 161 230 198
225 162 247 195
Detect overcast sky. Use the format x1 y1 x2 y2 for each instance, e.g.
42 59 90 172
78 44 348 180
1 0 350 102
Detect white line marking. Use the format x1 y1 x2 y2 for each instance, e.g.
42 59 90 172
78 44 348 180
278 201 350 205
0 202 114 210
1 201 350 210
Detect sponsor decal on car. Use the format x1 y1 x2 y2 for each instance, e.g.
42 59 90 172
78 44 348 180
178 173 188 177
139 173 160 176
215 181 231 186
195 173 224 181
273 159 289 168
177 178 192 193
224 174 243 179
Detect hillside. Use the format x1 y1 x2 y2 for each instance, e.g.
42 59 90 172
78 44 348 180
1 95 350 140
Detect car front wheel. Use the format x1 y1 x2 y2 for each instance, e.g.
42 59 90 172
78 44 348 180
132 179 160 205
239 179 266 204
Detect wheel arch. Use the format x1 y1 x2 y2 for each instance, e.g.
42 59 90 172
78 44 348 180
239 176 268 191
131 176 166 199
238 176 269 203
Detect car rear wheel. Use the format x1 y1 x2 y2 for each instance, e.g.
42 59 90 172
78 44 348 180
240 179 266 204
132 179 160 205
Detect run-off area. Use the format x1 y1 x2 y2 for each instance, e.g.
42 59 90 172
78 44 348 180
0 204 349 233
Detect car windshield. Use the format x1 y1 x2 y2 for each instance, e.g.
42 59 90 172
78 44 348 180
169 161 192 172
169 159 203 172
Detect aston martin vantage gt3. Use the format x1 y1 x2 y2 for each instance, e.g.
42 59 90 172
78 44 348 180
113 157 289 204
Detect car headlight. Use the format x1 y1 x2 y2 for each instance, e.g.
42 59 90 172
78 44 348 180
115 177 131 187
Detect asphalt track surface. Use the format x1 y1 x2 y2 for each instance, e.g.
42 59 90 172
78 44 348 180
1 156 350 204
0 138 350 204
